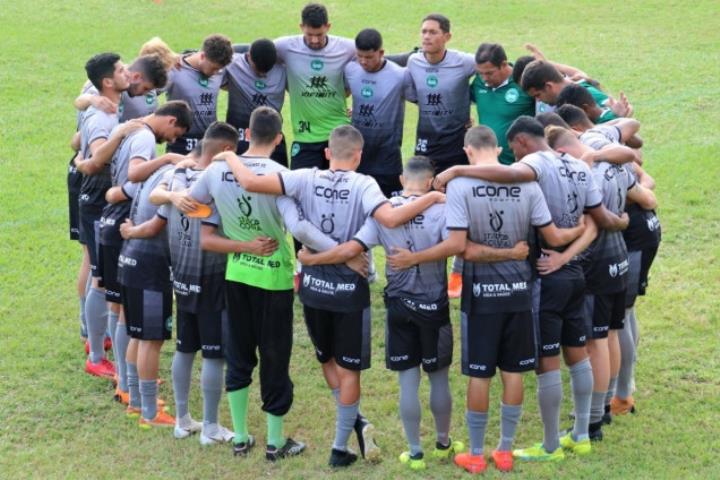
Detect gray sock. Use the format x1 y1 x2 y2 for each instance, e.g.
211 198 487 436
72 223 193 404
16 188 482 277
201 358 224 425
399 367 422 455
606 376 618 406
108 310 118 359
127 362 141 408
537 370 562 452
331 387 340 402
617 315 636 399
428 367 452 446
570 358 593 440
466 410 488 455
498 403 522 452
628 306 639 346
451 256 463 274
590 391 606 425
171 351 195 419
85 287 108 363
140 379 158 421
79 296 87 338
332 400 359 451
114 322 130 392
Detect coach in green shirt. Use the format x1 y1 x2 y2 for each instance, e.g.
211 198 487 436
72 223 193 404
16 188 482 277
470 43 535 165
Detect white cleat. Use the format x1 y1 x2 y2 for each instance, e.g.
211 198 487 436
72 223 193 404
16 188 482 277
173 414 203 439
200 424 235 446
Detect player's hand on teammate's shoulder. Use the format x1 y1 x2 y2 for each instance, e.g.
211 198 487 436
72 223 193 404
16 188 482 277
345 252 369 278
117 119 144 137
166 153 187 165
433 168 458 192
175 158 198 169
428 190 446 203
91 95 118 114
212 151 236 162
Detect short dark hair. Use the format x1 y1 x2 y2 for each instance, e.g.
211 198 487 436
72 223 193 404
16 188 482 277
556 104 592 127
464 125 498 149
249 39 277 74
130 54 168 89
520 60 563 92
535 112 571 129
512 55 534 85
155 100 192 131
475 43 507 67
203 121 240 149
506 116 545 143
85 52 121 91
403 155 435 180
355 28 383 51
201 34 233 67
249 106 283 145
556 83 596 109
329 125 364 160
301 3 328 28
422 13 450 33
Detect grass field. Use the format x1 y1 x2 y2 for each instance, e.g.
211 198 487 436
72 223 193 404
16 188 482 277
1 0 719 478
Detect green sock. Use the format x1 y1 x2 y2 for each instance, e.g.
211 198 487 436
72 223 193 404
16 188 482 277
228 388 249 444
267 413 286 449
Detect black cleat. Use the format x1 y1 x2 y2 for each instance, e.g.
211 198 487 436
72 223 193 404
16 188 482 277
602 404 613 425
265 437 306 462
589 421 604 442
354 414 380 461
233 435 256 457
329 448 358 468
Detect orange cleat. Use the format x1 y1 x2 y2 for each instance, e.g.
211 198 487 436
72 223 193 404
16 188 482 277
126 406 141 418
85 358 116 380
610 396 636 415
139 409 176 429
448 272 462 299
492 450 513 472
114 387 130 405
454 452 487 474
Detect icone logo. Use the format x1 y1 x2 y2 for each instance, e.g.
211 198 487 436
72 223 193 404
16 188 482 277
314 186 350 200
471 185 521 198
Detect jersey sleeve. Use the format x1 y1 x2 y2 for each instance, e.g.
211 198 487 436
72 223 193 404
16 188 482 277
462 52 477 77
278 168 310 201
403 66 418 103
584 169 604 210
273 36 291 63
529 183 553 227
362 176 390 217
203 202 221 227
353 216 380 250
128 132 156 162
87 114 114 145
520 153 546 181
445 179 469 230
189 167 213 204
276 195 338 251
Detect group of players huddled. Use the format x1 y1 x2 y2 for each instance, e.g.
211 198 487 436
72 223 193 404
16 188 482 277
68 2 661 473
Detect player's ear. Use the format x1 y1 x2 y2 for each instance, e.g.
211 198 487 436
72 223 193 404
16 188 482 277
324 147 331 161
274 132 283 146
496 146 503 156
244 128 251 141
463 145 472 158
326 22 332 31
399 174 406 188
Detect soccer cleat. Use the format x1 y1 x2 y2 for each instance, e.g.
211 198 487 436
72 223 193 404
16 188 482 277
610 396 636 415
399 451 426 470
200 424 235 446
559 432 592 455
233 435 256 457
602 404 612 425
513 443 565 462
173 414 203 439
126 406 141 418
588 421 604 442
104 336 112 351
266 438 306 461
431 439 465 461
85 357 116 379
491 450 514 472
354 414 381 461
139 410 176 429
448 272 462 299
329 448 358 468
454 452 487 474
113 387 129 405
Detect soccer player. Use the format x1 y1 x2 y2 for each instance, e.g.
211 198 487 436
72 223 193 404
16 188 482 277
344 28 406 198
275 3 355 170
75 52 129 379
405 13 475 174
190 112 354 460
223 124 445 467
556 103 644 150
224 38 289 166
546 126 656 441
471 43 535 167
557 83 633 125
165 34 233 154
390 126 585 473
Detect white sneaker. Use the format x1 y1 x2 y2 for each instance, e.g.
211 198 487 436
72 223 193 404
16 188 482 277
173 414 202 439
200 424 235 446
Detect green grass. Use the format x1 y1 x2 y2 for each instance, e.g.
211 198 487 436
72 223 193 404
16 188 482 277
1 0 719 478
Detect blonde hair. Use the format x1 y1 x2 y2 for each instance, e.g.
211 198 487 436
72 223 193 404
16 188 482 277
545 125 576 150
139 37 177 71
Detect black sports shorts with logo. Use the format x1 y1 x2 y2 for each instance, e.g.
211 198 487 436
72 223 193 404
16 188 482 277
176 308 224 359
123 286 173 341
304 305 371 371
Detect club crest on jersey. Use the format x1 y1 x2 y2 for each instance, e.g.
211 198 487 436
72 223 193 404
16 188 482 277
291 143 301 156
361 86 373 98
489 210 504 232
426 75 438 88
198 77 209 87
145 94 154 105
255 79 266 90
310 59 324 71
505 88 519 103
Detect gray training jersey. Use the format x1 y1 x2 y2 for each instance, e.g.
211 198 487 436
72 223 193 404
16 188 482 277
79 106 118 212
84 83 157 122
100 125 157 247
584 162 635 294
344 59 407 175
354 197 448 305
580 124 623 150
166 56 225 137
279 168 389 312
445 176 552 314
224 52 286 134
118 165 173 291
158 167 225 313
405 50 475 166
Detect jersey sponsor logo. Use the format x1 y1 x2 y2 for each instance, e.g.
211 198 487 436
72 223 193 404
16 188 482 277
608 258 629 278
567 191 579 214
361 86 373 98
426 74 438 88
422 357 438 365
238 194 252 217
407 213 425 227
310 59 324 71
252 93 269 106
472 281 528 298
542 342 561 351
173 279 201 295
558 166 588 182
302 272 356 294
319 213 335 234
254 79 266 90
646 214 660 231
118 254 137 267
199 92 214 106
505 87 520 103
357 104 378 128
236 194 261 231
198 77 209 88
342 356 361 365
468 363 487 371
489 210 504 232
302 76 335 99
518 357 535 366
390 354 409 362
471 185 521 199
314 186 350 201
